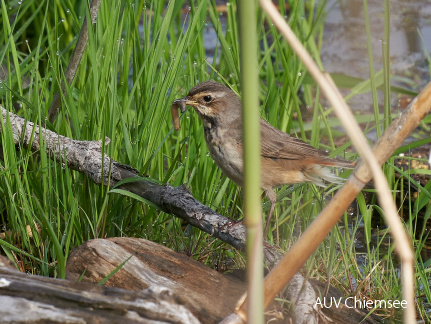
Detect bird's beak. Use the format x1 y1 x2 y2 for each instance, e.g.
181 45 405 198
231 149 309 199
171 97 196 131
172 97 193 113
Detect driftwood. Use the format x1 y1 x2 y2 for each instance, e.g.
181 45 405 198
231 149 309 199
0 255 199 323
63 237 379 324
65 237 246 323
0 237 379 324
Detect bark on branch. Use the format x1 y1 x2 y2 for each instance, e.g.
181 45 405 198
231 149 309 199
1 105 271 260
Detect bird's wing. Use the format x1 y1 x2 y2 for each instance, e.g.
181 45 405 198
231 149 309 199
260 119 328 160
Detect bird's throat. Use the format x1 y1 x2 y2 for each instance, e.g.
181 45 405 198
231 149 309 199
199 113 219 130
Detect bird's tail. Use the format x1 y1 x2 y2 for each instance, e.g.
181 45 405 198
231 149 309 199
316 157 357 169
304 160 355 187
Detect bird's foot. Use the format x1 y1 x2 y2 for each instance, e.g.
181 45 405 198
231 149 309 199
219 218 244 232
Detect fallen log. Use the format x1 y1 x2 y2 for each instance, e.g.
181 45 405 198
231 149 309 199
65 237 246 324
0 255 199 323
64 237 380 324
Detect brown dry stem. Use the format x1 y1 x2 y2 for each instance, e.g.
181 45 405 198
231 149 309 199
230 1 431 323
47 0 102 123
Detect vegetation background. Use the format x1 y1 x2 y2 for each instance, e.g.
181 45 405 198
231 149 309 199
0 0 429 321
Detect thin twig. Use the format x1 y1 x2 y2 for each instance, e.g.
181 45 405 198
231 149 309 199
47 0 102 123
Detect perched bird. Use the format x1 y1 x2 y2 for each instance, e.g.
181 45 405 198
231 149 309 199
173 80 354 235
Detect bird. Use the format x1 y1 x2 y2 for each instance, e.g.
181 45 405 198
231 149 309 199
172 80 355 236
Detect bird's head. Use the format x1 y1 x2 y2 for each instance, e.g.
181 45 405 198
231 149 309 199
173 81 241 127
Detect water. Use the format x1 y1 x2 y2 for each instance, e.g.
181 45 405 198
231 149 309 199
323 0 431 77
322 0 431 111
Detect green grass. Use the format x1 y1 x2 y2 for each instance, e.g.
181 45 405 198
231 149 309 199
0 0 429 321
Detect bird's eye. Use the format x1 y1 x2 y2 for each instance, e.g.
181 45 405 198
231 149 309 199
203 95 212 103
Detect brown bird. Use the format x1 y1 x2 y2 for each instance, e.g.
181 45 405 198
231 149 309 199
173 80 355 236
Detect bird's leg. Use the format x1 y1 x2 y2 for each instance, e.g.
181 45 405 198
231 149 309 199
264 201 275 238
218 217 243 232
263 189 276 238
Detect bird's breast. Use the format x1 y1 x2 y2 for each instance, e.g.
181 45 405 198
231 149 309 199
203 126 244 186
